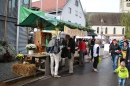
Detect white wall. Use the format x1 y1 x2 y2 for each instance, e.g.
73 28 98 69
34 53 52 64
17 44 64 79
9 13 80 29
92 26 125 35
120 0 130 12
61 0 86 26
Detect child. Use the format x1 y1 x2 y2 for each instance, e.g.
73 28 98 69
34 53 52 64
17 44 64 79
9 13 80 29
115 61 129 86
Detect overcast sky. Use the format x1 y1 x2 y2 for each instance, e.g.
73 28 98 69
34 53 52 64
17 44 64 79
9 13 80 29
32 0 120 12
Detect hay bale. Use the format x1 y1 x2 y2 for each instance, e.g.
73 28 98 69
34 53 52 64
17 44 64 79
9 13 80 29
12 64 36 76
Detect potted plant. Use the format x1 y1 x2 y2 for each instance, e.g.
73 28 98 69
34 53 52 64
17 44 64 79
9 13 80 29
0 45 6 61
15 54 25 63
26 44 37 54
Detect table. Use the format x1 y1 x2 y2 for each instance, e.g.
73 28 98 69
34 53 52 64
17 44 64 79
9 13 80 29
25 53 50 76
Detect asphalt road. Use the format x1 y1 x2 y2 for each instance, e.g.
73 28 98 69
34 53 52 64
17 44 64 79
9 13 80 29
23 57 130 86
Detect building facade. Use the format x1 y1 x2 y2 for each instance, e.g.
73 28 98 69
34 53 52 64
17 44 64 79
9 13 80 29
86 12 125 40
32 0 86 26
0 0 31 52
120 0 130 12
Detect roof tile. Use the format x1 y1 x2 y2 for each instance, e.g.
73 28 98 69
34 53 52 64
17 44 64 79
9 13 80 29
32 0 68 12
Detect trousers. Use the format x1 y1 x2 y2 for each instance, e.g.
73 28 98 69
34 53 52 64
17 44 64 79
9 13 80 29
50 53 60 75
68 53 74 73
79 50 86 65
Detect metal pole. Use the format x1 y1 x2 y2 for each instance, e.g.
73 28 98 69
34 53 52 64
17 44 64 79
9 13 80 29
40 0 42 11
101 18 103 44
56 0 59 38
56 0 58 19
16 0 20 53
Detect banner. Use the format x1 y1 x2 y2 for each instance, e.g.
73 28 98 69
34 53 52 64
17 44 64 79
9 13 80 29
64 26 70 35
64 26 87 37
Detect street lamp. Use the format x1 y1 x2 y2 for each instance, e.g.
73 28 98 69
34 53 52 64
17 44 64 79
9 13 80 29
101 18 103 44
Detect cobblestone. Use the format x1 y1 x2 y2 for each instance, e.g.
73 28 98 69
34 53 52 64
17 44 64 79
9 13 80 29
0 60 20 81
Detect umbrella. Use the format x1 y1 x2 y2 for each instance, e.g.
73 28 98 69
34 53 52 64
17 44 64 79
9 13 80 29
87 32 97 36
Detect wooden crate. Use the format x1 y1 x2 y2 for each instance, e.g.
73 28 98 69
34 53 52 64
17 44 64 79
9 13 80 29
34 32 51 53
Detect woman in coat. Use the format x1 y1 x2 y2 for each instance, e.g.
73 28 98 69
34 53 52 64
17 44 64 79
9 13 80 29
109 39 121 71
78 39 87 66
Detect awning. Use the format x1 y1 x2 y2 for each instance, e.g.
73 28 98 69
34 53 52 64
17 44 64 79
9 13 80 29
20 6 45 23
18 13 59 28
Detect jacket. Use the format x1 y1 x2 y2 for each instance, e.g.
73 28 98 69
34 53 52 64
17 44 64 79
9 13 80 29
109 44 121 55
115 66 129 78
67 38 75 54
126 47 130 61
93 44 100 57
78 41 86 51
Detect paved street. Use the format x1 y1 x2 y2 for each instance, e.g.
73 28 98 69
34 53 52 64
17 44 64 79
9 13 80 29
22 57 130 86
0 60 20 81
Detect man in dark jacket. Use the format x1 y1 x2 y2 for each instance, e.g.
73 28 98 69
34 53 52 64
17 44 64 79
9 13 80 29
90 36 95 61
65 35 75 74
109 39 121 71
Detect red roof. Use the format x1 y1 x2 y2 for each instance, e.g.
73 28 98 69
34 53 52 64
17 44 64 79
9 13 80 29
32 0 68 12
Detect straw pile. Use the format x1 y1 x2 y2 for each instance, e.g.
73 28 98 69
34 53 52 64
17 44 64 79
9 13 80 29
12 64 36 76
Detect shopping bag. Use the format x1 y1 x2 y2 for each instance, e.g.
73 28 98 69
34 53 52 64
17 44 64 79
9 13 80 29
98 57 102 65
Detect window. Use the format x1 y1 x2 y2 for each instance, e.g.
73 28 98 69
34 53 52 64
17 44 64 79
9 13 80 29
21 0 29 8
127 3 130 7
79 12 82 18
75 11 78 16
68 7 71 13
113 27 116 34
105 27 108 34
75 0 78 7
97 27 99 34
122 28 125 34
8 0 16 17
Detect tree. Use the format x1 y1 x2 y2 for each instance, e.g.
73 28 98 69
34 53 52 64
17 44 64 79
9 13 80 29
120 12 130 39
84 11 95 33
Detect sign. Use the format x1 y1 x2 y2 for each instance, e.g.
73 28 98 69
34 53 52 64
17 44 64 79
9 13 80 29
64 26 70 35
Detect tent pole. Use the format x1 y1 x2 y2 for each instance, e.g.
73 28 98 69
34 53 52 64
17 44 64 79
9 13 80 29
56 0 58 19
4 0 8 41
16 0 20 53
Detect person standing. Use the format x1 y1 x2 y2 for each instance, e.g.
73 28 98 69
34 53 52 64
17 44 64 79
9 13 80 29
119 36 128 49
65 35 75 74
93 40 100 72
46 34 51 52
120 41 129 63
90 36 96 61
48 35 61 78
78 39 87 66
109 39 121 71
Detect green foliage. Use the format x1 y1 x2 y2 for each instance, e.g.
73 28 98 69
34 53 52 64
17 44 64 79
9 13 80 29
120 12 130 39
84 11 95 33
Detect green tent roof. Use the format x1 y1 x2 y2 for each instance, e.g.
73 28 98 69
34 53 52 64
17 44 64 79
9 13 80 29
18 13 59 27
20 6 45 23
18 7 88 31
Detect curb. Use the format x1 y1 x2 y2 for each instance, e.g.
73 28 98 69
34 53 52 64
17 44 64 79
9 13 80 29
4 61 79 85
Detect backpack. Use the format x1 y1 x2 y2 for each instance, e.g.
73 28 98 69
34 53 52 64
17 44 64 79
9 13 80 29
53 40 60 54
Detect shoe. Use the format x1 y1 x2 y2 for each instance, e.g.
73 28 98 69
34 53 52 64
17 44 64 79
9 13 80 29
93 69 98 72
54 75 61 78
